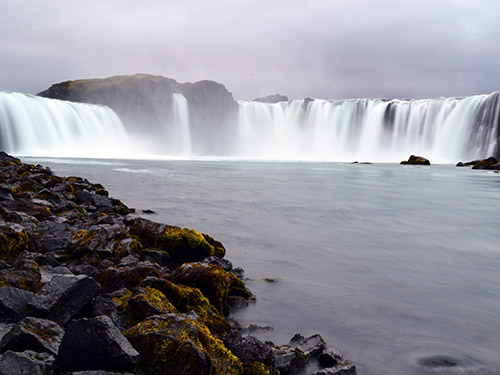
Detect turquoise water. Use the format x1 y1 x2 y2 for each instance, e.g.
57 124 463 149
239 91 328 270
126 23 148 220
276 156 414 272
25 157 500 374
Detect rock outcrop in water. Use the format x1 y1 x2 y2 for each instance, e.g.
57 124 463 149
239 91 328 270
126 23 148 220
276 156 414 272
457 156 500 170
400 155 431 165
0 152 355 374
38 74 239 155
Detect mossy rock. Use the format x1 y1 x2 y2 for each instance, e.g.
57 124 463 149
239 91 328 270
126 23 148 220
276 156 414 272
115 286 178 328
0 260 42 292
400 155 431 165
471 156 500 170
140 277 233 336
169 263 251 316
97 264 165 293
243 362 280 375
125 314 243 375
0 226 30 262
130 218 226 266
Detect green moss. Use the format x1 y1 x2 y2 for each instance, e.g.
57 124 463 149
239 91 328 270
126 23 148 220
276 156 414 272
243 362 279 375
156 227 223 265
0 226 30 262
170 263 251 316
10 186 24 199
63 176 85 184
125 315 243 375
95 188 109 196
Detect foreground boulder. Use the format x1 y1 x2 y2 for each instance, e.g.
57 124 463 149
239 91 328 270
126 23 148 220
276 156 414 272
0 286 33 323
29 275 101 325
0 317 64 356
169 262 252 316
400 155 431 165
0 350 55 375
58 315 139 373
125 314 243 375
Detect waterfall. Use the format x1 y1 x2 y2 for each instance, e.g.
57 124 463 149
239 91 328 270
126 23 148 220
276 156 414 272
0 91 130 158
171 93 191 156
1 90 499 163
236 92 500 163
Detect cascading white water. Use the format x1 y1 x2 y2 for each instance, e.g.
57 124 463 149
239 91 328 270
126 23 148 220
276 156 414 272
237 92 500 163
1 90 498 162
171 93 191 156
0 91 130 158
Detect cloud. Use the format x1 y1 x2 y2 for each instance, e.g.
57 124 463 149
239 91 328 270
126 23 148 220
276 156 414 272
1 0 500 99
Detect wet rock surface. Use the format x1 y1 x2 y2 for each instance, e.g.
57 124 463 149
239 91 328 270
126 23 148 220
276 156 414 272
400 155 431 165
0 152 355 374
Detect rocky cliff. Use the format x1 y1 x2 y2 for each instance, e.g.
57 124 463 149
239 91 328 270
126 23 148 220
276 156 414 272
38 74 239 155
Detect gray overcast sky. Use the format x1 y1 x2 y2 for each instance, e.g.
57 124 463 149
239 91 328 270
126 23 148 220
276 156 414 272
1 0 500 100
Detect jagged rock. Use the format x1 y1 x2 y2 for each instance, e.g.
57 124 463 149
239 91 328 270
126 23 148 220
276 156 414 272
97 262 165 293
400 155 431 165
80 295 124 328
0 324 14 343
289 333 326 357
58 315 139 373
0 350 55 375
117 286 178 328
129 218 226 266
169 262 252 316
0 225 30 262
0 287 33 323
471 156 500 170
222 330 273 365
314 362 357 375
456 160 480 167
29 274 101 325
39 265 73 283
0 260 41 292
0 188 13 202
125 314 242 375
273 345 308 375
0 317 64 356
204 255 233 272
318 347 345 367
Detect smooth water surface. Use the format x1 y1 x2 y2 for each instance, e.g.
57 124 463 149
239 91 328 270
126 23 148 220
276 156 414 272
24 157 500 374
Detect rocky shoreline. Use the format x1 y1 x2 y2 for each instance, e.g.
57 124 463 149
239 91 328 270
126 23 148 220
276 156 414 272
0 152 355 375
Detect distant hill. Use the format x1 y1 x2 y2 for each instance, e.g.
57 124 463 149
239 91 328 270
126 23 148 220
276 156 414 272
38 74 239 154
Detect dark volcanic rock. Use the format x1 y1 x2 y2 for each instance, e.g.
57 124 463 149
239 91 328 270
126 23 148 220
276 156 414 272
318 347 344 367
58 315 139 373
456 160 480 167
273 345 308 375
222 330 273 365
0 286 33 323
471 156 500 170
400 155 431 165
289 333 326 357
0 350 55 375
0 317 64 356
253 94 289 103
314 362 357 375
29 274 101 325
169 262 252 316
125 314 242 375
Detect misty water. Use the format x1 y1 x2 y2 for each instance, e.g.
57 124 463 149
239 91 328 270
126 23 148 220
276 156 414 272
23 156 500 375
